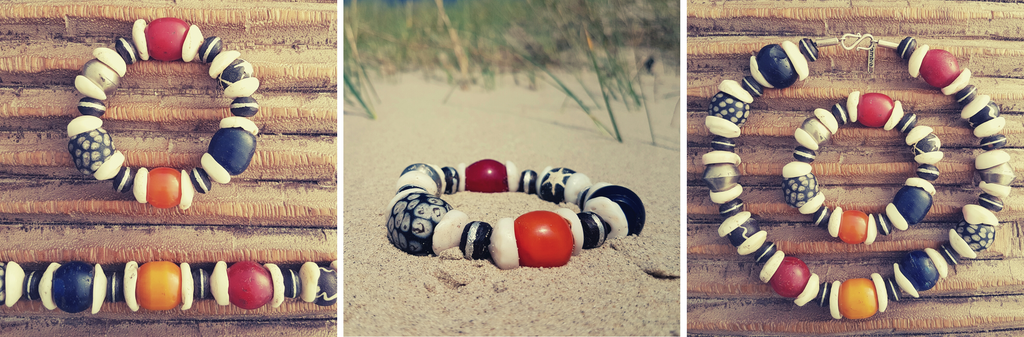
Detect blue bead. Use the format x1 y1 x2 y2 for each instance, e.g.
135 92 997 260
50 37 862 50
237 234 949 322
892 186 932 225
708 92 750 126
899 250 939 292
955 221 995 252
586 185 646 236
387 192 452 255
208 128 257 175
52 261 94 313
755 44 798 88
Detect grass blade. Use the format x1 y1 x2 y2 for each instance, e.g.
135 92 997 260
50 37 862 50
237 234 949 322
344 72 376 120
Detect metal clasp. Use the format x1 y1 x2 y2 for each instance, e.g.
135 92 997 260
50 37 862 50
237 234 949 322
840 33 877 51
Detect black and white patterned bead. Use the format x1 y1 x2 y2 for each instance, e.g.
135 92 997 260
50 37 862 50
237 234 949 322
719 199 744 218
442 166 460 195
578 211 610 249
955 221 995 252
979 193 1004 212
752 241 776 264
518 169 538 194
912 133 941 156
799 38 819 62
783 174 817 208
897 37 917 60
282 268 301 298
708 92 750 126
112 167 134 193
742 76 763 97
955 85 977 106
386 192 452 255
967 101 999 128
219 58 255 89
794 146 816 163
459 221 493 259
873 213 892 236
314 266 337 306
816 281 833 307
831 102 849 126
190 168 213 194
191 267 209 300
105 270 122 302
884 277 901 302
23 270 40 301
812 206 831 229
726 217 760 247
539 167 575 203
940 242 961 265
895 113 917 133
702 163 740 193
77 97 106 117
710 136 736 152
915 164 940 181
980 134 1007 151
229 97 259 117
114 37 138 65
197 36 223 63
68 128 115 175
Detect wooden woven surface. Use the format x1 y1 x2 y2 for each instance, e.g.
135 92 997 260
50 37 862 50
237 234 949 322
0 1 336 335
688 1 1024 335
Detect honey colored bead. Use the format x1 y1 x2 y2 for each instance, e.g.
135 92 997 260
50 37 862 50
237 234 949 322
838 278 878 319
839 210 870 244
919 49 961 89
857 93 894 128
147 167 182 209
136 261 182 311
768 256 810 298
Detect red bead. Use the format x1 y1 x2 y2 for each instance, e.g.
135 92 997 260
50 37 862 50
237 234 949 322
919 49 961 89
147 167 181 209
768 256 810 298
227 261 273 310
465 159 508 193
514 211 574 268
857 93 894 128
145 18 190 62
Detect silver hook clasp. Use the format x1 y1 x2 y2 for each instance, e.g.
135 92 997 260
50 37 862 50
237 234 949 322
840 33 876 51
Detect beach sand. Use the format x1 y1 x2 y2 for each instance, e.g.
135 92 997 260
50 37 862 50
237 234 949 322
343 70 681 335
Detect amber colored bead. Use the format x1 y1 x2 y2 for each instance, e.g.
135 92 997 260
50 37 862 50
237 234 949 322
147 167 182 209
838 278 878 319
839 210 869 244
919 49 961 89
768 256 810 298
136 261 182 311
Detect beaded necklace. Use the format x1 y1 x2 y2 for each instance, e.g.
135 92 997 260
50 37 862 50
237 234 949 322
68 18 261 210
386 159 646 269
701 34 1014 319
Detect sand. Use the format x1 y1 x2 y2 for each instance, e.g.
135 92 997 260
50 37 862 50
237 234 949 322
342 70 681 336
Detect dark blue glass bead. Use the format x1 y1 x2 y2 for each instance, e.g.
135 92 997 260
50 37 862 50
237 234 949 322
955 221 995 252
584 185 646 236
230 97 259 117
727 217 759 246
52 261 93 313
708 92 750 126
755 44 798 88
899 250 939 292
208 128 257 175
892 186 932 225
386 192 453 255
967 102 999 128
313 266 337 306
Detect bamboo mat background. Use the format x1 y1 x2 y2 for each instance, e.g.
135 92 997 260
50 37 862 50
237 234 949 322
0 1 337 335
688 1 1024 335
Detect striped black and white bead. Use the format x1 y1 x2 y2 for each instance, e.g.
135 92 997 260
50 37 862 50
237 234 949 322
230 97 260 117
112 167 134 193
77 97 106 117
114 37 138 65
198 36 223 63
190 168 213 194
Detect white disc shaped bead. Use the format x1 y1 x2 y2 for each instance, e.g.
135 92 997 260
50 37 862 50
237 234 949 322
924 247 949 279
949 228 978 259
181 25 204 62
893 262 920 298
431 209 470 255
396 170 439 196
799 193 825 215
782 161 812 178
456 163 467 192
133 167 149 203
179 169 195 210
68 115 102 138
39 262 61 310
585 196 628 240
979 181 1012 198
871 273 888 313
211 261 229 305
828 206 844 237
224 77 261 98
563 173 592 205
829 280 843 319
864 214 878 245
180 262 194 310
536 166 552 194
847 91 861 123
706 116 741 138
505 161 520 193
489 217 519 270
737 230 767 255
908 44 930 78
91 263 107 314
794 273 820 307
976 150 1010 170
814 108 839 134
781 40 810 81
131 19 149 61
703 150 741 166
718 211 751 237
963 204 999 226
555 208 585 256
74 75 107 100
905 177 936 195
975 117 1006 138
124 261 139 311
202 153 232 184
749 55 774 88
4 261 24 307
915 152 944 165
942 68 972 95
719 79 753 104
209 50 241 78
299 262 320 303
886 203 909 231
906 126 933 146
220 116 260 136
264 263 286 308
93 47 127 77
759 250 786 283
883 101 905 131
709 184 742 204
961 95 991 119
94 151 125 181
794 120 827 151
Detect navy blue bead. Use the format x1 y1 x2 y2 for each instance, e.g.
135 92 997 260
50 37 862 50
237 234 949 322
727 217 759 246
967 102 999 128
230 97 259 117
52 261 93 313
207 128 257 175
892 186 932 225
755 44 798 88
708 92 750 126
77 97 106 116
198 36 223 63
585 185 646 236
980 134 1008 151
899 250 939 292
719 198 744 217
106 270 122 302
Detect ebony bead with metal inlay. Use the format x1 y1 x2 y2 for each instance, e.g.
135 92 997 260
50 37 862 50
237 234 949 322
106 270 122 302
192 267 210 300
190 168 212 194
711 136 736 152
980 134 1007 151
742 75 763 97
885 277 901 302
873 213 892 236
979 193 1004 212
897 37 917 60
955 85 977 106
578 211 610 249
940 242 960 265
114 37 138 65
719 199 744 218
442 166 459 195
23 270 40 301
281 268 301 298
752 241 776 264
518 169 538 194
112 167 134 193
459 221 493 259
816 281 832 307
794 146 816 163
896 113 917 133
197 36 223 63
229 97 259 117
799 38 819 62
831 102 849 125
812 206 831 229
916 164 939 181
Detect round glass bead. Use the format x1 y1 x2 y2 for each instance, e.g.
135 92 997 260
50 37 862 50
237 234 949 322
892 186 932 225
857 93 894 128
768 256 810 298
838 278 878 319
755 44 798 88
52 261 93 313
839 210 869 244
227 261 273 310
465 159 508 193
147 167 182 209
514 211 574 268
144 18 190 62
919 49 961 89
136 261 182 311
899 250 939 292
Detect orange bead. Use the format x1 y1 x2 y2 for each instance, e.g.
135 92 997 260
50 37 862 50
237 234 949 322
838 278 878 319
147 167 182 209
838 210 869 244
136 261 182 311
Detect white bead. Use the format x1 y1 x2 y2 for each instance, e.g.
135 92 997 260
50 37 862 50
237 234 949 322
976 149 1010 170
794 273 820 306
431 209 470 255
905 177 936 196
719 80 753 104
180 262 193 310
718 211 751 237
963 204 999 226
908 44 930 78
505 161 520 194
456 163 467 192
759 250 786 282
264 263 285 308
961 94 991 119
74 75 107 100
893 262 920 298
94 150 124 181
974 117 1006 138
224 77 261 98
67 115 102 138
709 184 742 204
847 91 861 123
181 25 204 62
794 128 820 151
886 203 909 231
979 181 1012 198
749 55 774 88
871 273 888 312
555 208 585 256
179 169 195 210
914 152 944 165
828 206 843 237
4 261 23 307
220 116 259 136
941 68 971 95
782 161 812 178
131 19 149 61
209 50 241 78
202 153 232 184
133 167 149 203
799 193 824 215
39 262 60 310
91 263 107 314
705 115 741 138
814 108 838 134
537 166 552 194
211 261 230 305
924 247 949 279
949 228 978 259
702 150 741 166
396 171 438 196
781 40 810 81
905 125 933 146
93 47 126 77
585 196 628 240
488 217 519 270
299 262 320 303
883 101 904 131
123 261 139 311
864 213 878 245
737 230 767 255
564 173 591 205
829 280 843 319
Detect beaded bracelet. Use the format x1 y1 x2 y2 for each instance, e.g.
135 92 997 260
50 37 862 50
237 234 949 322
0 260 336 314
68 18 262 210
701 34 1015 319
385 159 646 269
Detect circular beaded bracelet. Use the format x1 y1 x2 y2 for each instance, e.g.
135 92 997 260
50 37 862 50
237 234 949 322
0 260 336 314
385 159 646 269
701 34 1015 319
68 18 262 210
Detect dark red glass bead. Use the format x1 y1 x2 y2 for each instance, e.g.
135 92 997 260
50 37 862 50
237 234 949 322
919 49 961 89
858 93 894 128
769 256 810 298
227 261 273 310
465 159 508 193
145 18 190 62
